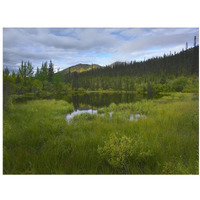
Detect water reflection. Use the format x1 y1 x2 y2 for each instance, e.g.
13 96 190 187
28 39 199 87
63 92 165 110
63 92 140 110
130 114 146 121
66 109 97 122
13 91 166 110
66 109 146 123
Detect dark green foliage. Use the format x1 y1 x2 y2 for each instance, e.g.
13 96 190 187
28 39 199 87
147 82 154 99
19 61 34 79
160 75 166 84
40 62 48 85
48 60 54 82
60 46 199 92
3 67 10 77
172 77 188 92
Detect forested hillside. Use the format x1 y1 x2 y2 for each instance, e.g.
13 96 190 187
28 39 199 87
59 46 199 92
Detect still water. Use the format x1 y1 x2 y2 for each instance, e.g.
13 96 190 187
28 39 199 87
66 108 146 123
59 92 164 110
14 91 164 110
66 109 97 122
63 92 158 122
14 92 140 108
13 91 158 122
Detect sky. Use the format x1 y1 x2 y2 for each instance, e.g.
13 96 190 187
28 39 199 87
3 28 199 73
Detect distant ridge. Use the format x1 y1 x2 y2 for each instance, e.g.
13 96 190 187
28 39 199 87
58 63 103 74
109 61 126 68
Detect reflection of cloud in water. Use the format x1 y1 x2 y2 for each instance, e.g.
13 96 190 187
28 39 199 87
130 114 146 121
66 109 97 122
66 109 146 123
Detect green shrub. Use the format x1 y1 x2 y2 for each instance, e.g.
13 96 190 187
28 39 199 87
109 103 117 110
172 77 188 92
98 133 134 172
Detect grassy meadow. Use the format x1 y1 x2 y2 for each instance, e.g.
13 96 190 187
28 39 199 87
3 93 199 174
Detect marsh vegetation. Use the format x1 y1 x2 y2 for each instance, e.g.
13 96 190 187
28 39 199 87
3 93 198 174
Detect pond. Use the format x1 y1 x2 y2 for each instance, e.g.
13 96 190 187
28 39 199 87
64 92 162 122
13 92 140 108
12 91 167 122
59 92 164 110
13 91 166 110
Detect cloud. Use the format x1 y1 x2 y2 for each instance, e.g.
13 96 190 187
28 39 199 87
3 28 199 72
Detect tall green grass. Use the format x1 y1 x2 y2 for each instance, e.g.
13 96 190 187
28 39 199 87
3 93 199 174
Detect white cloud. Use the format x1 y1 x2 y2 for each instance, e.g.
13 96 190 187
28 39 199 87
3 28 199 71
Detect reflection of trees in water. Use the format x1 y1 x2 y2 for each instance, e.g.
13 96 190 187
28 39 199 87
68 93 137 109
13 92 161 107
61 92 165 109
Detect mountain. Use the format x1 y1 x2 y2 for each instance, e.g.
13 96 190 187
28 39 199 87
109 61 126 68
58 63 103 75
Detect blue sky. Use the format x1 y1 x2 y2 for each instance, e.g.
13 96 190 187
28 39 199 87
3 28 199 73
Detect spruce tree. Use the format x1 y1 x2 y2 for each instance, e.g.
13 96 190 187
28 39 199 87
48 60 54 82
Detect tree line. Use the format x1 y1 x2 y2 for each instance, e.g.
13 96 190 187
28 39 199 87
3 60 56 108
61 46 199 92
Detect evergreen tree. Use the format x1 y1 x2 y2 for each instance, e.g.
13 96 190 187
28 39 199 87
3 67 10 77
19 61 33 79
40 61 48 88
35 67 40 78
147 82 154 99
48 60 54 82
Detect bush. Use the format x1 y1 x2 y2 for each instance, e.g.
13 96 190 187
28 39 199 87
172 77 187 92
98 133 134 172
109 103 117 110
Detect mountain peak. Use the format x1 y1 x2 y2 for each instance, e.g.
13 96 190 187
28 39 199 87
58 63 103 74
